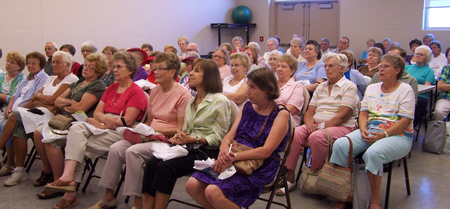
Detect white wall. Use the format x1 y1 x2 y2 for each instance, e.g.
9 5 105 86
0 0 239 69
340 0 450 59
238 0 271 53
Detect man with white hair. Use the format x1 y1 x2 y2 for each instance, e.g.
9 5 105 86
44 42 58 75
186 43 199 54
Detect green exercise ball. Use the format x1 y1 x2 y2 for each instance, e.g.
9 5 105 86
232 6 252 24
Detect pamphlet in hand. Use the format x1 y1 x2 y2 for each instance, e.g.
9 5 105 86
71 111 88 122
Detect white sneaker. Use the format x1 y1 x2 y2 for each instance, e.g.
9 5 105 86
4 167 29 186
0 164 14 176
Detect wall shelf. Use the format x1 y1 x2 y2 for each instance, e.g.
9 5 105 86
210 23 256 46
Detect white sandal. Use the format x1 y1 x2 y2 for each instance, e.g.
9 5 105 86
275 181 296 196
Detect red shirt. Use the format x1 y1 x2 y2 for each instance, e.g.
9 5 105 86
71 62 81 75
100 83 148 121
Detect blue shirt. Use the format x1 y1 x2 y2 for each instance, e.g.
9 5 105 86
360 51 368 59
293 60 326 84
13 69 49 107
277 47 285 54
405 64 436 99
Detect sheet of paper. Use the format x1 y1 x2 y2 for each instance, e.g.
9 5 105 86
72 111 88 122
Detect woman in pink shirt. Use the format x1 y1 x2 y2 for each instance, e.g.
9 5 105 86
213 47 230 80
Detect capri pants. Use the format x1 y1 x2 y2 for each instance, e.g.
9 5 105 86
330 129 412 176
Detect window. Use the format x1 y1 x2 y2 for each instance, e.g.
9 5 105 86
423 0 450 30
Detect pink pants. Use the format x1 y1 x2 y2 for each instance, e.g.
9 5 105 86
285 124 355 171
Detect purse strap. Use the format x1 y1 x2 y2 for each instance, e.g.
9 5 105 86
343 136 354 169
325 128 333 161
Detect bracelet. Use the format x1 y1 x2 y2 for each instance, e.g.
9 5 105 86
196 137 200 144
101 123 105 129
384 131 389 138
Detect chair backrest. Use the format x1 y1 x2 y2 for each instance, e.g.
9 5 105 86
301 85 310 115
229 100 239 128
284 114 296 156
140 92 150 123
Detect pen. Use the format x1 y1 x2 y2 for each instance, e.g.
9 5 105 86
228 143 233 154
118 110 123 123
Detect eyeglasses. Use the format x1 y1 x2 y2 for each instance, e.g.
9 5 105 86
415 53 426 57
155 66 169 71
83 64 95 71
213 55 225 59
51 61 63 65
277 65 290 69
339 41 348 45
230 64 242 68
81 50 91 53
45 47 55 51
113 65 126 69
27 62 38 66
5 59 17 65
380 65 394 69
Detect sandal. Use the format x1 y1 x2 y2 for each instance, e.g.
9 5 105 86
333 201 351 209
34 171 53 186
275 181 296 196
87 198 117 209
37 190 64 199
53 197 79 209
44 179 76 193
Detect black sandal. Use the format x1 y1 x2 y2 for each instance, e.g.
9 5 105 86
34 171 53 187
37 190 64 199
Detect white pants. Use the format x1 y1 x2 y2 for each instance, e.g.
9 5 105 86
433 98 450 121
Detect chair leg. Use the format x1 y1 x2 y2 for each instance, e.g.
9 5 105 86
295 147 308 184
25 147 38 172
125 196 130 204
403 157 411 195
82 158 99 193
385 162 393 209
24 145 36 169
114 168 126 199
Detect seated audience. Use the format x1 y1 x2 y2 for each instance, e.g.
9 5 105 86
382 38 392 52
77 41 98 78
44 42 58 76
144 51 161 84
177 36 189 59
33 53 107 199
101 46 118 87
289 38 306 63
127 48 149 81
232 36 244 54
277 52 359 196
164 45 178 55
243 45 260 73
405 39 422 65
331 37 354 56
212 47 230 80
178 51 200 96
0 51 78 187
429 40 448 77
423 33 435 46
339 50 368 100
248 42 268 68
358 38 375 65
0 51 48 178
373 42 386 55
141 43 153 56
371 47 419 101
275 54 304 126
0 51 25 121
293 40 326 92
43 51 147 209
268 50 283 72
330 54 414 209
59 44 81 76
406 45 435 128
220 43 233 56
142 59 233 209
91 52 191 209
434 62 450 121
186 67 290 208
321 38 331 55
222 52 249 107
358 47 382 78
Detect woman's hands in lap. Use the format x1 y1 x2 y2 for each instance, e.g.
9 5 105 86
361 129 384 144
212 143 236 173
170 130 192 145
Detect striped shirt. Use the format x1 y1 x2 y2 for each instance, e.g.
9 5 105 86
310 76 359 127
362 82 415 139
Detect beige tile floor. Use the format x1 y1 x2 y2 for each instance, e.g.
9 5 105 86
0 130 449 209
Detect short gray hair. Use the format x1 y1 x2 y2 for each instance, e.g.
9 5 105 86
290 38 303 48
322 52 348 72
46 42 58 49
269 50 283 59
232 36 244 45
81 41 97 52
230 52 251 69
53 51 73 72
415 45 433 64
321 38 330 46
267 37 279 47
248 42 261 54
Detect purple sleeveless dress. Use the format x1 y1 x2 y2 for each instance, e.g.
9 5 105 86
192 102 289 207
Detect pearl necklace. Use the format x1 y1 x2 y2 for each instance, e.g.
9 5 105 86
162 82 177 98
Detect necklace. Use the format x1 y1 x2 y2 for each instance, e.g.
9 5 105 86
162 82 177 98
111 88 124 106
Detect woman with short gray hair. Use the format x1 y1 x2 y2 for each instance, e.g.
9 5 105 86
289 38 306 63
358 47 382 78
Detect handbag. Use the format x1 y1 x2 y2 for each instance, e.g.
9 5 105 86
317 136 354 201
423 120 446 154
231 104 287 175
299 128 332 194
48 114 74 130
